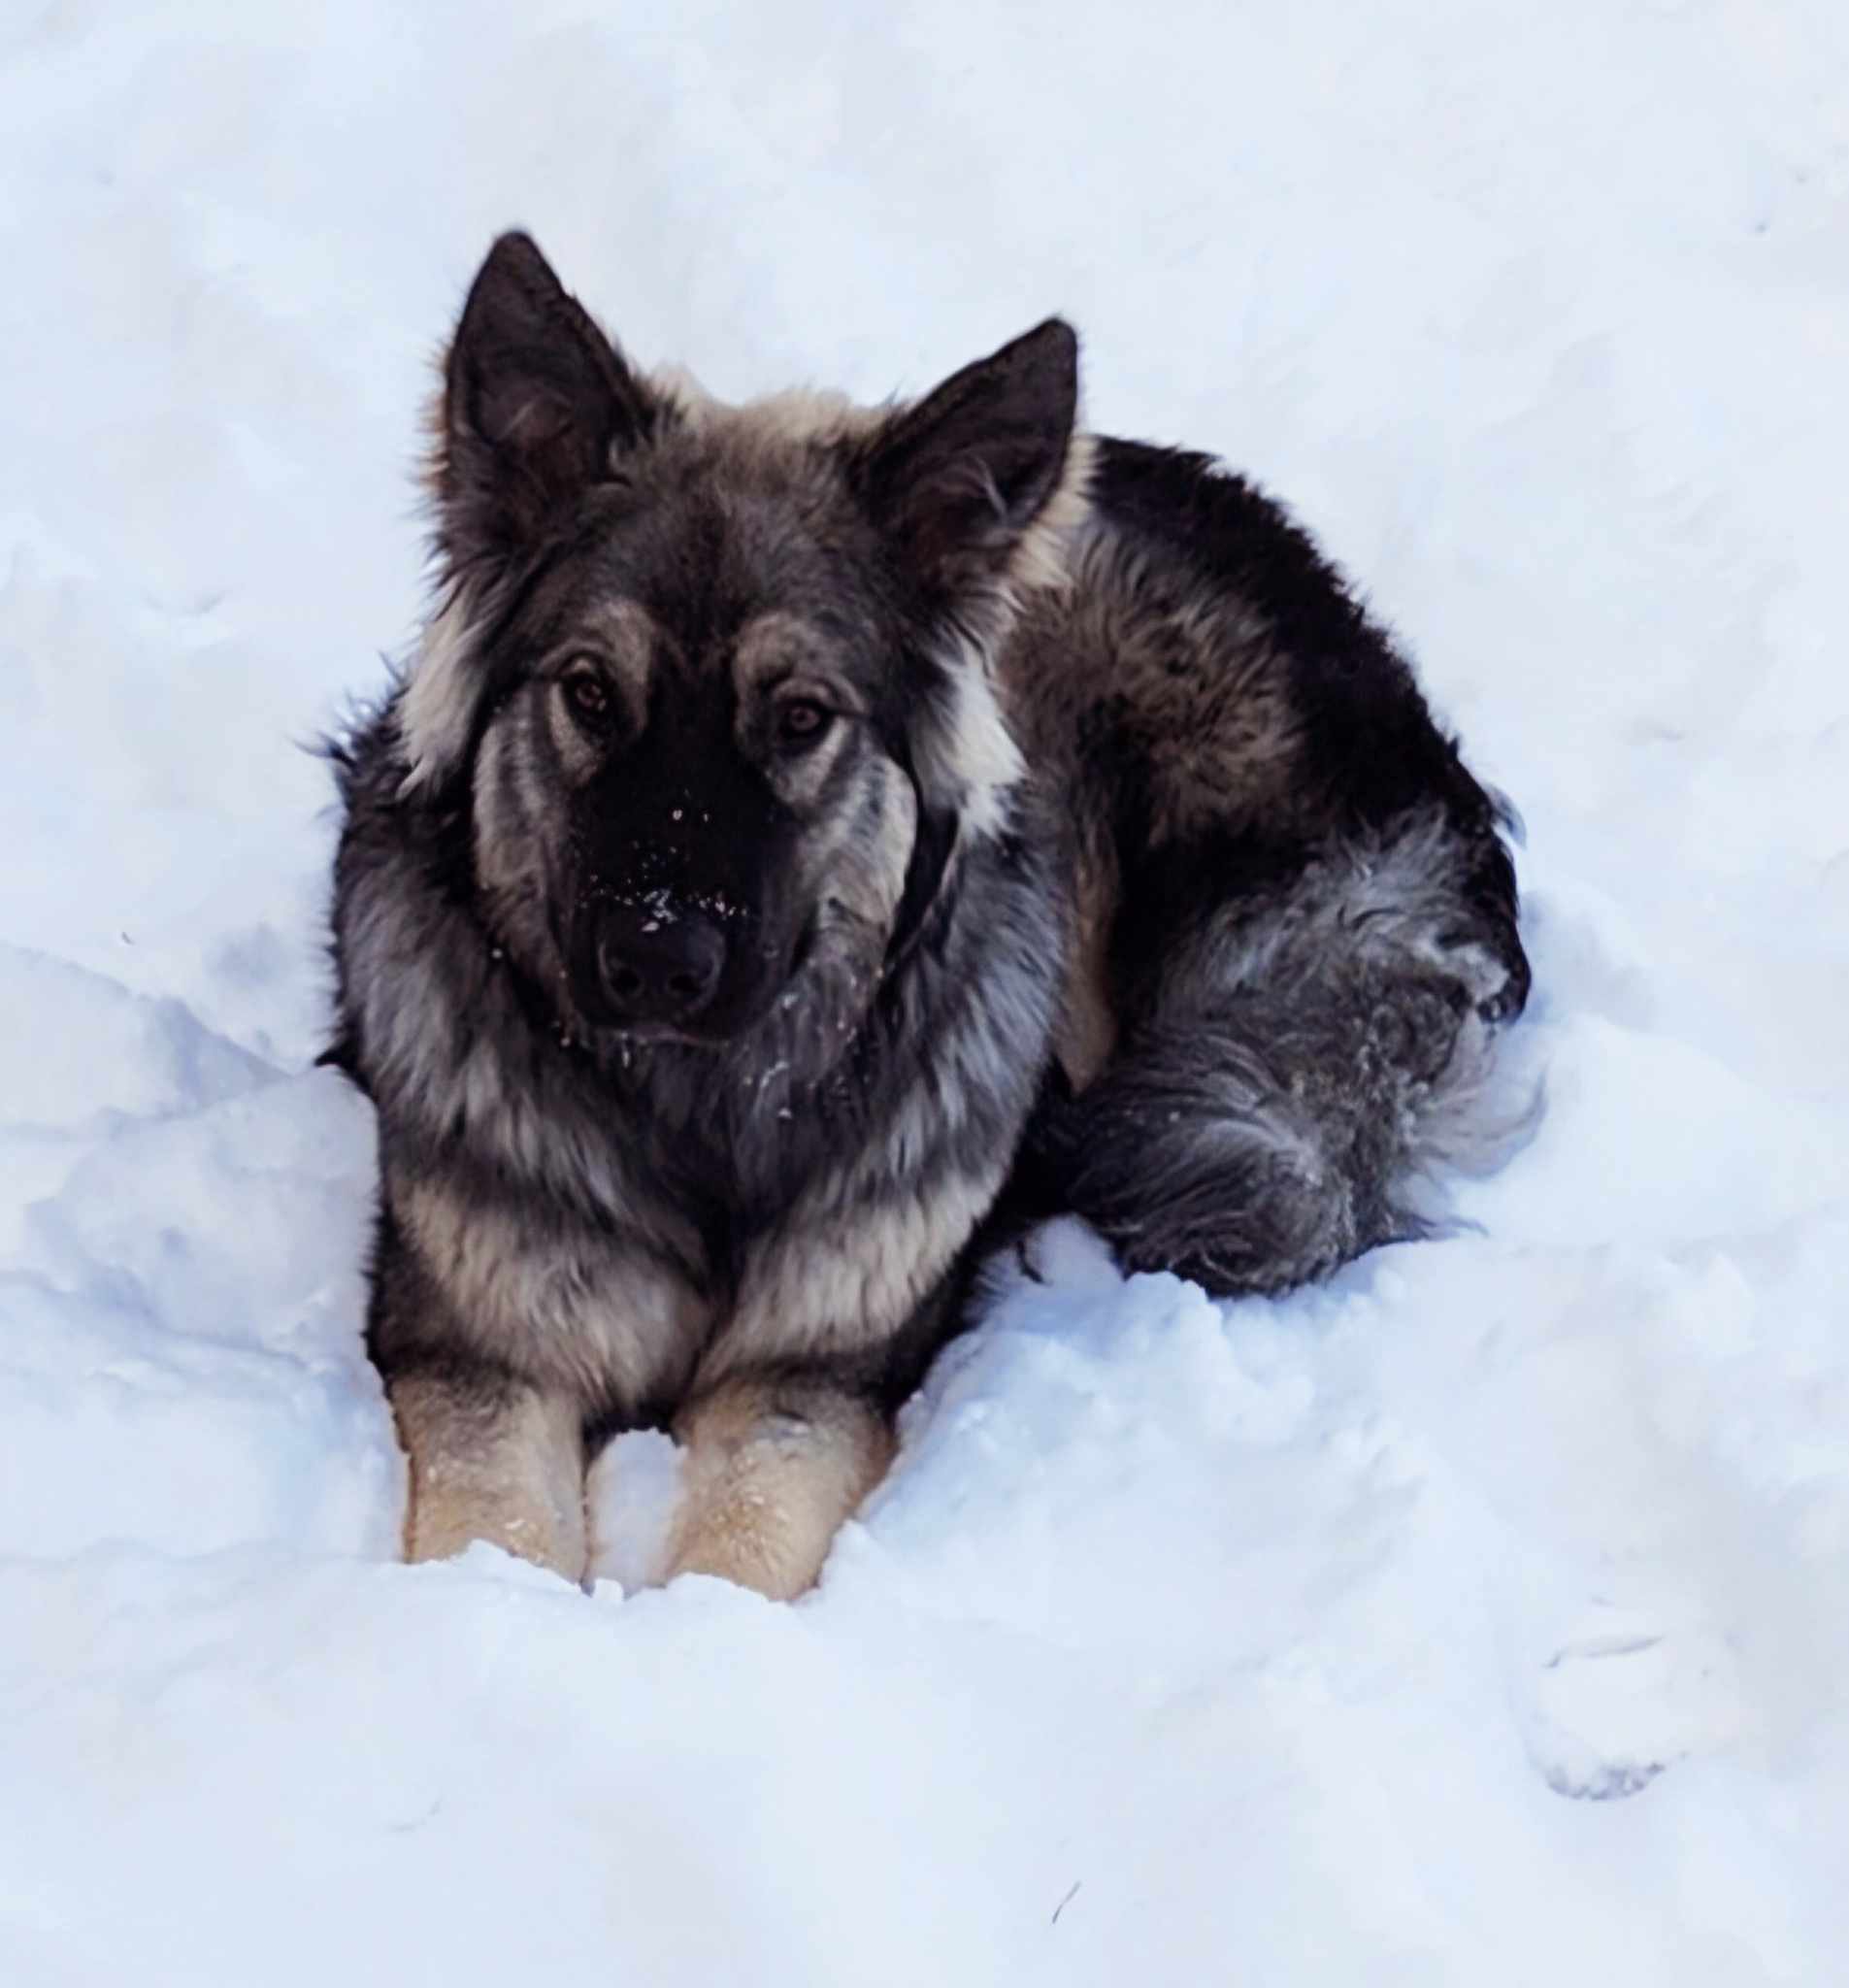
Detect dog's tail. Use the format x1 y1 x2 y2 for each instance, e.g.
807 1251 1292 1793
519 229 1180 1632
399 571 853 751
1026 812 1537 1297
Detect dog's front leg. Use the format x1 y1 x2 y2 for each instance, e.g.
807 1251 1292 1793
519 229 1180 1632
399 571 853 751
387 1363 587 1580
661 1376 893 1601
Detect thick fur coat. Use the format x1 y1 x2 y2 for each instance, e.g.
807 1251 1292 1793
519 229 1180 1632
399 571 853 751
327 233 1530 1596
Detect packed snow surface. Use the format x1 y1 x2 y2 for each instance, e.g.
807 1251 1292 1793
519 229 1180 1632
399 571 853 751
3 2 1846 1980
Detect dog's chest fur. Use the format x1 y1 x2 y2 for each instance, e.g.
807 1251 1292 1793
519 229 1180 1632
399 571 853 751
348 730 1068 1420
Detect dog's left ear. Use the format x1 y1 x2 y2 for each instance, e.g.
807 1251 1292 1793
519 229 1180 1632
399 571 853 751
866 323 1078 962
860 318 1080 605
434 231 658 575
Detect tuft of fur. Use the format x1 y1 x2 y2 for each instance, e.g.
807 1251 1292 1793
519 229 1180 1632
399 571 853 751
1026 812 1536 1293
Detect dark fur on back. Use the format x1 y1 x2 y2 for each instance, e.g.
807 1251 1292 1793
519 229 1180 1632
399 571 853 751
1004 439 1529 1290
327 234 1530 1583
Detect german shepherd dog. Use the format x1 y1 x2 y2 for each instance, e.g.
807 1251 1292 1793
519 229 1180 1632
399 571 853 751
328 233 1530 1598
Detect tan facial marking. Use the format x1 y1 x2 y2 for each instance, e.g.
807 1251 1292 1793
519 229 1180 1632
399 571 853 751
543 598 659 774
732 611 869 807
731 612 867 713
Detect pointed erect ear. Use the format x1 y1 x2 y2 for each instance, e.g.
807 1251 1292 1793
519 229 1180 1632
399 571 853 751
860 318 1080 602
434 232 657 571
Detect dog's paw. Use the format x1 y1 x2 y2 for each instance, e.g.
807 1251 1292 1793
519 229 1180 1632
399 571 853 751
1435 917 1531 1023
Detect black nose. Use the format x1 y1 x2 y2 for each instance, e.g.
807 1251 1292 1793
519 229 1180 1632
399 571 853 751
596 901 727 1025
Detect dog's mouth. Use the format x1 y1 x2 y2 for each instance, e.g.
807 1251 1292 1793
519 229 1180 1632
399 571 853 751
597 1017 732 1053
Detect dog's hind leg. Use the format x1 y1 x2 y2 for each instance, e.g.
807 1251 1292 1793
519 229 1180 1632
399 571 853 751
1040 815 1527 1298
389 1364 588 1579
661 1376 894 1601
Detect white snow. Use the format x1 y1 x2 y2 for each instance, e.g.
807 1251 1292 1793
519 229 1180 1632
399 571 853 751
3 1 1847 1980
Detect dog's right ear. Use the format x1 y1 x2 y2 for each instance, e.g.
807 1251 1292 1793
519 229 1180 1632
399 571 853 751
433 232 657 574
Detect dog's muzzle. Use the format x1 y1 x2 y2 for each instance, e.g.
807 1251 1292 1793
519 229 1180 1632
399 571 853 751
595 900 727 1027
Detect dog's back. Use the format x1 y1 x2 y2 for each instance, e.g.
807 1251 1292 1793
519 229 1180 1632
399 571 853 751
1007 438 1531 1292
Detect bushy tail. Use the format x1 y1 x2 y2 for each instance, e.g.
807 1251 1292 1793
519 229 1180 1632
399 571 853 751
1028 814 1535 1297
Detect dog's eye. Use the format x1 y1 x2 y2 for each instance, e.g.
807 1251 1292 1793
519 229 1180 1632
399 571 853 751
562 662 611 725
776 699 832 746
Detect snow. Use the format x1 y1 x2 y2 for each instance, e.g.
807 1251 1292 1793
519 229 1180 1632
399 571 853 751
3 0 1846 1979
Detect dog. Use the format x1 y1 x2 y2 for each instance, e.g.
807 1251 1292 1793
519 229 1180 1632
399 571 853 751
326 232 1530 1598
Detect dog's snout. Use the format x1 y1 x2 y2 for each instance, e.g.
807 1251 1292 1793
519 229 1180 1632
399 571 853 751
597 902 726 1025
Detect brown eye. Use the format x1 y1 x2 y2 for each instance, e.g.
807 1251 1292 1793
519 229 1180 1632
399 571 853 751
776 699 831 746
563 662 611 724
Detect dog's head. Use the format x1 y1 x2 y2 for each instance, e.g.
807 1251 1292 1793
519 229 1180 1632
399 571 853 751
402 233 1085 1057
